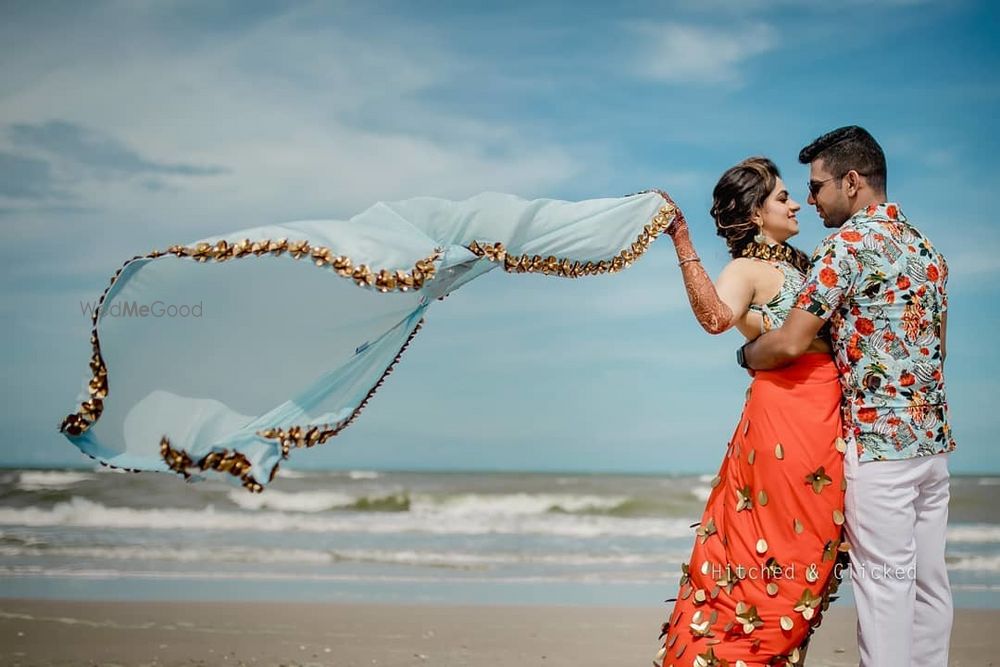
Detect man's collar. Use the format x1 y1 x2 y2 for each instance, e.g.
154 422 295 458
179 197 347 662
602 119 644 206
848 202 906 224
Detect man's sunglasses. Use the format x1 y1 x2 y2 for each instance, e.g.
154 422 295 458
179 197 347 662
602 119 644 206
808 171 869 197
807 176 838 197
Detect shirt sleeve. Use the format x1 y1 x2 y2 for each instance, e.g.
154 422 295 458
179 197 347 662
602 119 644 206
793 229 862 321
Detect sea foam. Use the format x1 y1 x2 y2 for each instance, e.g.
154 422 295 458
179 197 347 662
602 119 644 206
0 497 695 539
17 471 94 491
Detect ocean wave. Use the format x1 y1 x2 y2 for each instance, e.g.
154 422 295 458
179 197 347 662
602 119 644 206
950 583 1000 592
0 544 333 565
0 565 674 586
227 489 358 513
17 471 94 491
271 469 310 479
947 524 1000 543
348 493 411 512
690 486 712 503
0 530 46 547
228 489 410 513
946 554 1000 572
0 497 696 539
347 471 382 480
26 542 993 575
226 489 637 517
2 564 998 593
411 493 629 517
93 467 130 475
0 544 672 569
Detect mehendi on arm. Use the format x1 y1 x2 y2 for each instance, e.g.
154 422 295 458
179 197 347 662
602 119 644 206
667 215 735 335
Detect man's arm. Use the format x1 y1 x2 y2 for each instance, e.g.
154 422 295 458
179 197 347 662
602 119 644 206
742 308 827 370
742 227 860 370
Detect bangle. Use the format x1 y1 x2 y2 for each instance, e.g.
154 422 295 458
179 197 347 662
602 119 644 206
678 257 701 266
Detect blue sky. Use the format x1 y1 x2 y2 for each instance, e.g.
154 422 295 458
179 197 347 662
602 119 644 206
1 1 997 475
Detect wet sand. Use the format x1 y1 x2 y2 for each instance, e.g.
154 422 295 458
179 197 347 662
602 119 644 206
0 600 994 666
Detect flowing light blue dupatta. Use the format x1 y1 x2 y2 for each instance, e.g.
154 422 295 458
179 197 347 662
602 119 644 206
61 191 680 491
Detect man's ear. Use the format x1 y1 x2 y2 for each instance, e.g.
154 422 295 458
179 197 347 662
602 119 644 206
844 170 863 196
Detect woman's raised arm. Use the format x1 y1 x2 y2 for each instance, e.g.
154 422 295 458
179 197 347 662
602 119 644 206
667 211 753 335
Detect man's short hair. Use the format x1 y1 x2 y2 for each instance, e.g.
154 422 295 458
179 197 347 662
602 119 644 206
798 125 887 193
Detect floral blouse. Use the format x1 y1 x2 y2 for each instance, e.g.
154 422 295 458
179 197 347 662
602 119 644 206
748 260 804 333
795 203 956 462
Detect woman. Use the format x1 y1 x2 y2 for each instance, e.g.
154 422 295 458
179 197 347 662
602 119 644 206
655 158 847 667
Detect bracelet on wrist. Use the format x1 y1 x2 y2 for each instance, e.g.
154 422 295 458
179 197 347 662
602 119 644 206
678 257 701 266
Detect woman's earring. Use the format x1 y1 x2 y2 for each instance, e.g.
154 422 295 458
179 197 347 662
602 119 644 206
753 224 767 245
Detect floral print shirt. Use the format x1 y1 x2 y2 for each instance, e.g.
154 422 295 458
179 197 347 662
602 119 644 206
795 203 955 462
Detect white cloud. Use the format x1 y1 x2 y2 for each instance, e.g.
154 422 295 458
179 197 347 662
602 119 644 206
629 21 777 85
0 4 582 246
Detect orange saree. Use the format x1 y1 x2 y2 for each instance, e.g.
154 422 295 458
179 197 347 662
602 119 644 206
656 353 847 667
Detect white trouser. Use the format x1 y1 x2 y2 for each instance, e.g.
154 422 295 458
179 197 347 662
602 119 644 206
843 446 953 667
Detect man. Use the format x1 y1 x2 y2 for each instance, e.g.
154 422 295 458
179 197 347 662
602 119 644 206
739 125 955 666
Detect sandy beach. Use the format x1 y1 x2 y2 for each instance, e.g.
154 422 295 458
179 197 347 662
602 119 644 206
0 600 994 666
